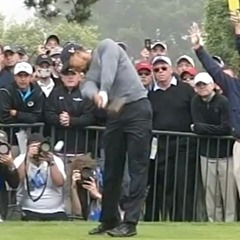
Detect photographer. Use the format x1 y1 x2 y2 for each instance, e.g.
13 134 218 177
70 154 102 221
0 130 19 221
14 133 67 221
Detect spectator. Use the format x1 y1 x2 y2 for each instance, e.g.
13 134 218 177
191 72 236 222
0 62 44 124
0 130 19 221
71 154 102 221
189 23 240 198
16 47 29 62
14 133 68 221
0 45 15 88
35 54 55 97
139 40 167 62
147 55 196 221
150 41 168 57
3 46 20 71
180 67 198 87
176 55 195 75
49 47 63 86
45 34 60 52
135 61 152 90
44 67 95 154
44 67 96 215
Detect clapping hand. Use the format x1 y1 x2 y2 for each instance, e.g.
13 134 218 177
59 111 70 126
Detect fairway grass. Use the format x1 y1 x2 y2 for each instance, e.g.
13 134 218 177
0 222 240 240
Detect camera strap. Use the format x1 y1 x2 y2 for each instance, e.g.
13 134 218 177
24 155 48 202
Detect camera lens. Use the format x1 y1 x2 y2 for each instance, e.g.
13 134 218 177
0 143 10 155
40 142 51 153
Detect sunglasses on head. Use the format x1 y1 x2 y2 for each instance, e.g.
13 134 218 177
153 66 168 72
138 71 151 76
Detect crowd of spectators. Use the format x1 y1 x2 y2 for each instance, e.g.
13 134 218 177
1 12 240 223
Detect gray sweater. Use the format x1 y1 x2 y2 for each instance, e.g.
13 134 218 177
81 38 147 104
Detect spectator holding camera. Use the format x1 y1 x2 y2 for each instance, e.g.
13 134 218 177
0 130 19 221
70 154 102 221
14 133 67 221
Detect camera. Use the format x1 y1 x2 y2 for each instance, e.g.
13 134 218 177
38 140 52 157
0 142 11 155
79 167 96 184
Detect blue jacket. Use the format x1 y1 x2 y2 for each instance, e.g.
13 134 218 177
195 46 240 138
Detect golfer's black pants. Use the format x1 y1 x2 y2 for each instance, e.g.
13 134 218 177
100 98 152 225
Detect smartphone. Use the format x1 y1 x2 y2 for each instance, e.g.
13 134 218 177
144 39 152 51
228 0 240 11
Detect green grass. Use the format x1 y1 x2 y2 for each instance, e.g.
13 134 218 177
0 222 240 240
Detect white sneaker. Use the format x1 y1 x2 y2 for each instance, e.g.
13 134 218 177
0 214 3 223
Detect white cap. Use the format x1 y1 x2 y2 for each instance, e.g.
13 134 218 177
176 55 195 67
151 41 167 50
14 62 33 75
194 72 214 85
152 56 172 66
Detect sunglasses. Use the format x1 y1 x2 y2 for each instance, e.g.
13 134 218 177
153 67 168 72
138 72 151 76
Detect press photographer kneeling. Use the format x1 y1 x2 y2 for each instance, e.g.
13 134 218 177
0 130 19 221
71 154 103 221
14 133 68 221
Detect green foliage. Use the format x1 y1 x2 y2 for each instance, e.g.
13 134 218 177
66 0 100 23
90 0 205 60
204 0 239 70
0 18 99 60
24 0 100 23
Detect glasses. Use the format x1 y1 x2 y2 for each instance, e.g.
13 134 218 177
138 72 151 76
153 67 168 72
183 77 194 82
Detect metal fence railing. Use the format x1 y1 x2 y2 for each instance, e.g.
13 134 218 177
1 124 239 222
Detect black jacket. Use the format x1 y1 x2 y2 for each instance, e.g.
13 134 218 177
44 85 96 154
0 82 44 124
0 68 14 88
0 163 20 219
191 94 233 158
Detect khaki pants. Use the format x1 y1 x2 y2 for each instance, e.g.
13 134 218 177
233 141 240 198
200 156 236 222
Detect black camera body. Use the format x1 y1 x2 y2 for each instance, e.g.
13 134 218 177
79 167 96 184
0 142 11 155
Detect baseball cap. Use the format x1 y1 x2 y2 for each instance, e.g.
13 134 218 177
194 72 214 85
3 45 17 53
27 133 46 146
152 56 172 66
16 46 26 56
36 54 52 65
180 67 198 78
45 34 60 45
151 41 167 50
212 55 225 68
14 62 33 75
176 55 195 67
135 61 152 72
0 130 8 143
50 47 63 57
60 43 82 72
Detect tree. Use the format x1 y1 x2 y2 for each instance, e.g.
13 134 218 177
24 0 100 23
0 18 99 62
90 0 205 60
204 0 239 70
